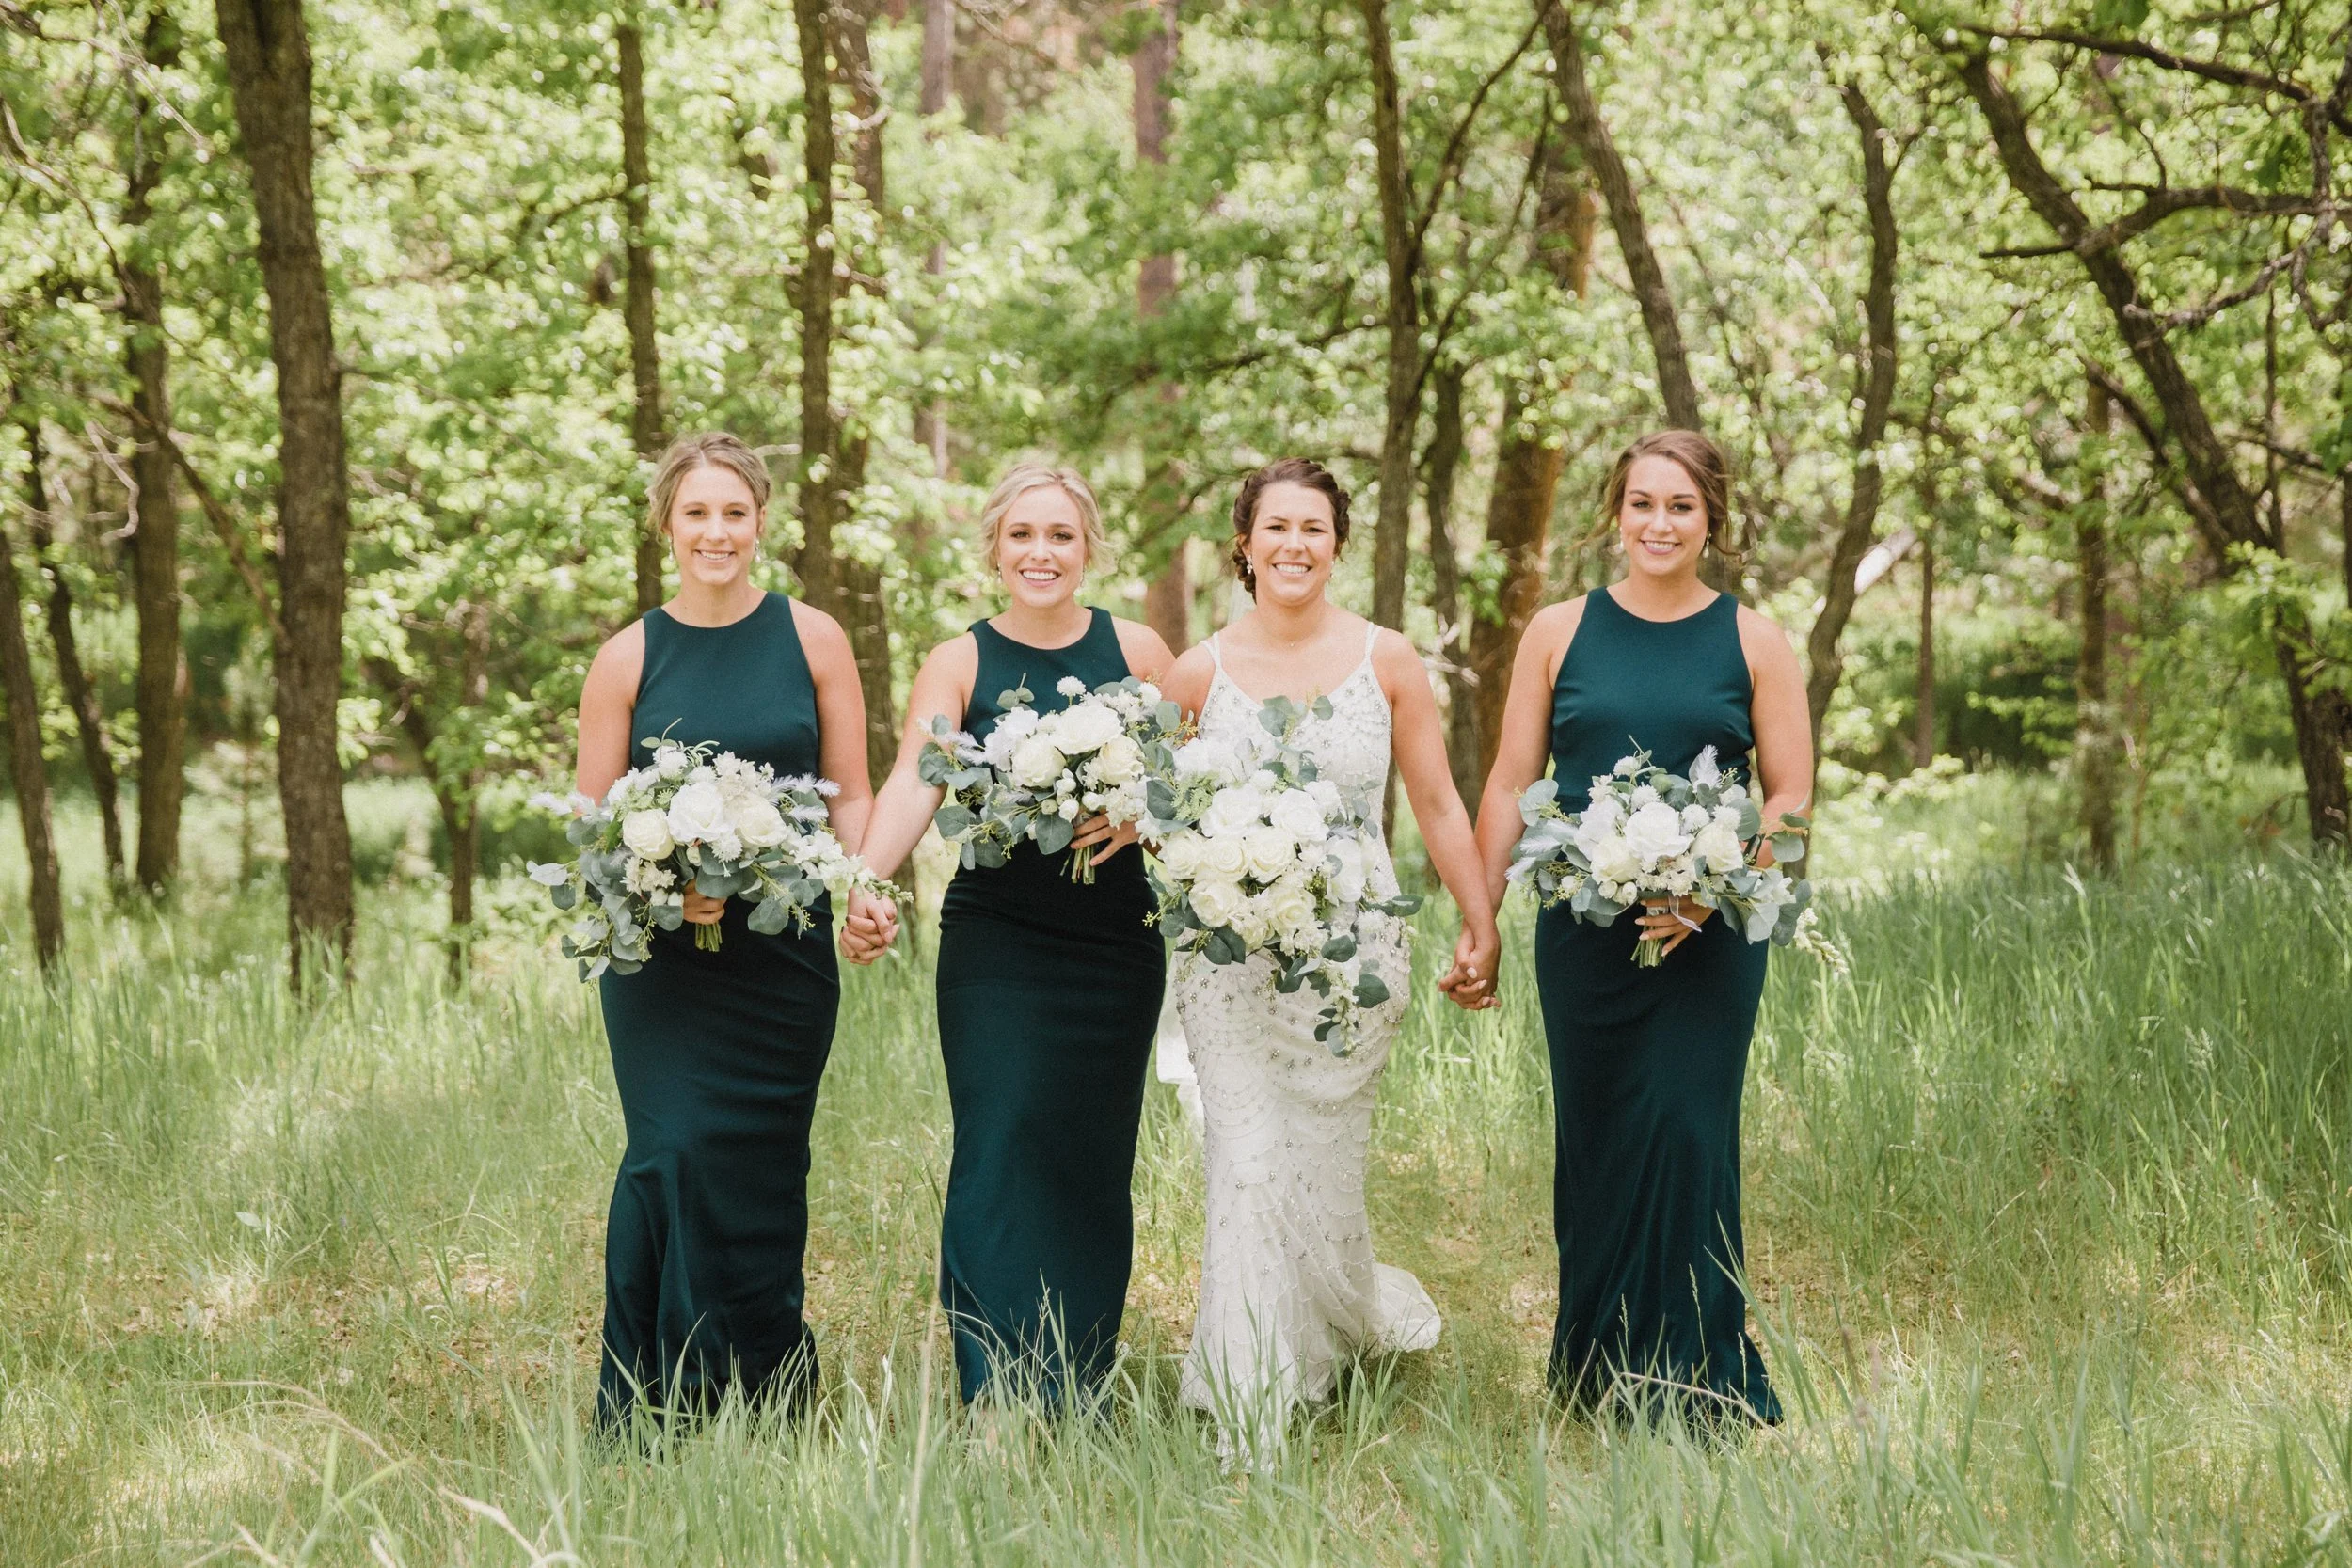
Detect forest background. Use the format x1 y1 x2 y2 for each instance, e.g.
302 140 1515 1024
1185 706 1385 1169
3 1 2352 1563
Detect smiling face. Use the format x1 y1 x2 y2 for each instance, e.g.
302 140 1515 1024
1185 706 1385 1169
1244 482 1339 606
1615 454 1710 582
993 484 1089 610
665 463 763 591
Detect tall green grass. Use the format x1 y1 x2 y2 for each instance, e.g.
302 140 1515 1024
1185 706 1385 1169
2 790 2350 1564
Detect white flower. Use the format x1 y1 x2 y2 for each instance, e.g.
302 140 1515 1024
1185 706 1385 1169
1324 835 1368 905
1688 747 1721 788
1197 834 1250 882
1200 786 1266 839
1572 794 1626 862
1248 769 1279 793
1049 701 1122 754
654 746 690 780
1713 804 1744 831
1621 800 1693 868
1173 735 1248 784
665 779 731 846
1743 873 1795 942
1057 675 1088 698
1263 878 1320 948
1089 733 1146 785
1629 784 1661 810
1614 755 1644 778
981 705 1041 768
1304 779 1343 816
1009 734 1067 790
1692 820 1746 875
622 808 676 861
1232 894 1276 949
728 793 788 849
1134 681 1161 704
1189 877 1248 931
1680 803 1709 832
1266 789 1331 845
1155 833 1204 880
1242 825 1297 881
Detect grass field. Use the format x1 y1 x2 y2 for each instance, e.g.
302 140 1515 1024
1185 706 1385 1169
4 779 2351 1565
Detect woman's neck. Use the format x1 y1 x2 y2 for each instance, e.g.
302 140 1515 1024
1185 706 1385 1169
1608 568 1715 621
667 576 766 627
993 595 1091 647
1244 591 1337 646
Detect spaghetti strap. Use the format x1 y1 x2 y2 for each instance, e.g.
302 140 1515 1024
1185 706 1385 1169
1207 633 1226 671
1361 622 1380 659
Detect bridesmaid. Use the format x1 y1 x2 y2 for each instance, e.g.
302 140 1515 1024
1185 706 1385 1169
574 433 873 1426
1470 431 1811 1425
849 463 1173 1407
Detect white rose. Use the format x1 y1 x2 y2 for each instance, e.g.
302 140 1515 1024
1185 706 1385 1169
981 705 1041 768
1304 779 1343 816
1189 877 1248 931
1620 800 1692 868
1200 786 1266 839
1155 833 1204 881
1266 789 1330 845
1263 878 1320 948
1324 835 1368 905
1051 702 1122 753
1233 894 1277 950
653 746 690 780
1591 834 1643 887
1089 733 1145 785
1692 821 1746 876
1009 734 1067 790
622 809 675 861
1198 834 1250 882
665 779 731 846
1173 736 1246 784
1242 825 1297 881
729 793 788 849
1572 795 1626 861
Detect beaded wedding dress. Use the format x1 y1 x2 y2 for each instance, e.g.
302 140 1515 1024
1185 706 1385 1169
1175 626 1441 1454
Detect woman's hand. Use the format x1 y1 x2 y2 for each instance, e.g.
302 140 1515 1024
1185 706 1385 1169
839 888 899 965
1637 896 1713 958
1070 814 1138 864
682 885 728 926
1437 921 1502 1010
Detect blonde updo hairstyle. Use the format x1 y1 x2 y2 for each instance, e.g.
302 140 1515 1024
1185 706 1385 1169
977 462 1106 573
645 432 772 540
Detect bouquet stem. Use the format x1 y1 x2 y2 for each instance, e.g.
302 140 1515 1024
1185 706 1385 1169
694 923 724 953
1633 934 1665 968
1066 842 1097 884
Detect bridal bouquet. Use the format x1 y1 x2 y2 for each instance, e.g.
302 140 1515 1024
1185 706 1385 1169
1507 746 1809 967
528 738 892 978
918 675 1184 881
1144 696 1420 1054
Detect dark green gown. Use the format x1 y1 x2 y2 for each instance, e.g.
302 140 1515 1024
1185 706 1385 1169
596 592 840 1426
935 609 1166 1404
1534 587 1780 1423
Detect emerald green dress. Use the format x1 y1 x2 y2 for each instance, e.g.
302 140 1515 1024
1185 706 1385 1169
1534 588 1780 1423
596 593 840 1426
935 609 1165 1404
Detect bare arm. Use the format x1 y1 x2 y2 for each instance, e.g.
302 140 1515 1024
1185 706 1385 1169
1740 607 1814 862
1373 629 1500 1005
857 637 977 884
1158 641 1216 722
796 602 876 852
574 622 646 802
1470 599 1582 909
1113 619 1177 684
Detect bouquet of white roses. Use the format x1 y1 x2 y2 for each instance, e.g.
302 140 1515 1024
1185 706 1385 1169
918 674 1184 882
1507 745 1809 967
528 737 893 978
1143 695 1420 1054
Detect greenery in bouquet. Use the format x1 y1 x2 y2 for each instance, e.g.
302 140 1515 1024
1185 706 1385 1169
1144 695 1420 1054
1508 745 1811 967
918 675 1184 881
528 738 891 978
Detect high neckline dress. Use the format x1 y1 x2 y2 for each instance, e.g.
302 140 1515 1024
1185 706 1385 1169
1535 587 1780 1424
596 592 841 1427
933 608 1166 1405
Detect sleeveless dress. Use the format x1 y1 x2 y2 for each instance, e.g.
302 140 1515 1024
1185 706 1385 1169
1176 625 1441 1455
1535 588 1779 1423
596 593 841 1426
934 609 1167 1404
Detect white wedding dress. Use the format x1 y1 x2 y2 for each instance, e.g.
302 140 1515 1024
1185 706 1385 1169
1176 626 1441 1453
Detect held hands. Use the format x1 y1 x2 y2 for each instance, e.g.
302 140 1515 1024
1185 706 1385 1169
1637 896 1713 958
838 887 900 966
1437 922 1502 1011
1070 814 1138 863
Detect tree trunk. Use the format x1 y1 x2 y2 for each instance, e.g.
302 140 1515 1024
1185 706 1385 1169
792 0 843 620
2078 381 2119 872
1359 0 1420 633
0 512 64 971
19 414 126 883
1422 359 1478 809
619 18 666 616
834 1 900 787
1957 49 2348 842
1538 0 1700 432
1802 76 1899 743
215 0 358 980
1134 0 1189 654
914 0 954 478
124 3 185 895
1914 527 1936 768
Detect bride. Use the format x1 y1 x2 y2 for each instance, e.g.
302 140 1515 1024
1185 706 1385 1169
1158 457 1499 1454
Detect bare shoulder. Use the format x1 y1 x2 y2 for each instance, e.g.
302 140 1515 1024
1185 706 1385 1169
916 631 980 681
1160 639 1218 707
788 596 852 660
585 619 646 697
1368 622 1423 681
1521 594 1588 678
1106 614 1177 680
1734 602 1799 664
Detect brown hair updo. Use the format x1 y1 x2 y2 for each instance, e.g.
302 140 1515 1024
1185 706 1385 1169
1228 457 1353 595
1596 429 1744 566
645 432 772 539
